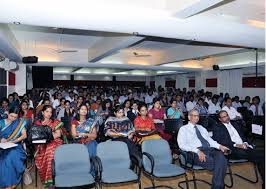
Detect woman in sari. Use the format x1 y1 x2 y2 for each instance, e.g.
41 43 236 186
0 107 27 189
71 104 97 157
34 105 63 188
148 98 171 141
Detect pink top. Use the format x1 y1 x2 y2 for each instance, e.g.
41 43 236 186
148 108 165 120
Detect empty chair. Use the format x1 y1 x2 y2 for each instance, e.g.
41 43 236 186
52 144 97 188
142 139 188 189
95 141 141 189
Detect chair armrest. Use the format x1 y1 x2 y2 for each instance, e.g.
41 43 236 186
179 150 195 170
90 157 100 179
142 152 155 175
94 156 103 180
52 159 55 185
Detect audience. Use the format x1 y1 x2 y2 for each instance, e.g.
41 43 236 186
34 105 63 188
134 104 161 143
0 107 27 189
0 85 264 188
249 96 264 116
222 97 242 120
213 110 265 184
178 109 229 189
71 104 97 157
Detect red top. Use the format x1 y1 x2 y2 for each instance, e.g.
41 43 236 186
134 116 155 131
19 109 33 119
148 108 165 120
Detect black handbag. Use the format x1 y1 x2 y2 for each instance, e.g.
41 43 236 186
28 125 54 143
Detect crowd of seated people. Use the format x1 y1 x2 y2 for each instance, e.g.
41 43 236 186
0 85 264 189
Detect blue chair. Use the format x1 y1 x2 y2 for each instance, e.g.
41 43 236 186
226 159 259 188
52 144 98 188
142 139 188 189
178 150 211 189
95 141 141 189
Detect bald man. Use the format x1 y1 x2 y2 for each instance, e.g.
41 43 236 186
178 109 228 189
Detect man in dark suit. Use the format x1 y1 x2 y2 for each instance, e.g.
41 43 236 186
213 110 264 184
127 101 139 122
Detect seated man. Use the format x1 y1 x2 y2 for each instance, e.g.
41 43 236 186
177 109 228 189
212 110 265 184
222 97 242 120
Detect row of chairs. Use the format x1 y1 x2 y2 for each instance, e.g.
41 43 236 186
52 139 189 189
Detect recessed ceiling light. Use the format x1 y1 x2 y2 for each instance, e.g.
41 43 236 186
13 22 21 25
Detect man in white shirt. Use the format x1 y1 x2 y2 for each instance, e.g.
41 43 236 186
119 91 128 104
178 109 229 189
186 95 195 112
249 96 264 116
222 97 242 120
208 96 221 114
232 96 242 110
144 90 154 105
213 110 265 185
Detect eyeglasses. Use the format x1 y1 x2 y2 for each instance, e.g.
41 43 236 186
117 111 124 114
220 115 228 118
190 114 199 117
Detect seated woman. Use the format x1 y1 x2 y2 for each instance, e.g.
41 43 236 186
71 104 97 157
0 97 9 119
134 104 161 144
19 100 34 123
57 100 75 133
148 98 171 141
167 98 185 130
104 105 139 156
0 107 27 189
34 105 63 188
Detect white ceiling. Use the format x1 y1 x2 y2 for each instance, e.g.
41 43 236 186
0 0 264 76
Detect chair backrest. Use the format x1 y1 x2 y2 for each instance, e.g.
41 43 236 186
54 144 90 175
164 118 183 133
142 139 172 169
97 141 130 170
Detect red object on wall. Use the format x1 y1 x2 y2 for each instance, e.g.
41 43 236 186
8 72 16 86
206 78 217 87
189 79 195 88
242 76 265 88
165 80 176 88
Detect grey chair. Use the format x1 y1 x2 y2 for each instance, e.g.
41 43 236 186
95 141 141 189
142 139 188 189
226 159 258 188
52 144 98 188
178 150 211 189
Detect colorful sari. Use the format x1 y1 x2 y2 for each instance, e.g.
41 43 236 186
71 118 97 157
34 119 63 188
0 118 27 189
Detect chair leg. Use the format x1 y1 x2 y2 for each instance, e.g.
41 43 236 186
192 171 197 189
225 164 234 188
185 174 189 189
234 163 259 183
138 180 142 189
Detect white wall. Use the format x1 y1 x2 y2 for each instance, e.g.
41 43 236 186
14 64 26 95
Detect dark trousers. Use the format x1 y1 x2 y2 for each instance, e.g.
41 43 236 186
189 148 227 189
229 148 265 182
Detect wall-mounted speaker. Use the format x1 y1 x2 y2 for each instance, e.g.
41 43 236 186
212 65 220 71
22 56 38 64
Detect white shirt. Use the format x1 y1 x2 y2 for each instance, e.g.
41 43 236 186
186 101 195 112
208 102 221 114
52 99 60 109
222 106 241 120
249 104 264 116
223 122 243 144
65 96 74 103
205 98 212 105
177 122 220 153
145 95 154 104
119 96 128 104
232 102 242 109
